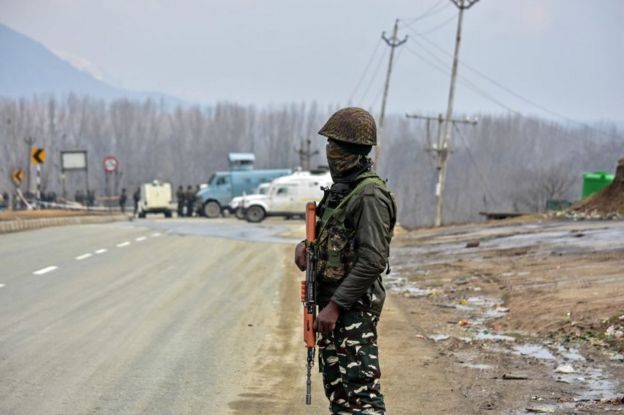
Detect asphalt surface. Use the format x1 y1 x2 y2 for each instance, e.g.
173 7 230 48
0 217 313 414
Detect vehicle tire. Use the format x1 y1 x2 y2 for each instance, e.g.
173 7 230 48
138 211 146 218
245 205 266 223
235 207 245 220
203 201 221 218
164 210 172 218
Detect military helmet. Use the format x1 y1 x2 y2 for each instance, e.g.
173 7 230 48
318 107 377 146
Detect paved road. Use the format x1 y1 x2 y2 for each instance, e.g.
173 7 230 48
0 218 324 414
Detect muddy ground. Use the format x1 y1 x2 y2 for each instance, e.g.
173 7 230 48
388 218 624 414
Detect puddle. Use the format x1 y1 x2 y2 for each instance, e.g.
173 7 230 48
428 334 450 342
395 286 432 297
513 344 556 360
576 367 619 401
476 330 515 342
460 363 493 370
555 346 586 362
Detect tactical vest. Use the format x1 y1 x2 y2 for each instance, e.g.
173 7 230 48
315 172 391 283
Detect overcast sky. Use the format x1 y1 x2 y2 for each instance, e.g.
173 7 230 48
1 0 622 121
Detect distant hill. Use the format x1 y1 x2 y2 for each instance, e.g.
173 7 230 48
0 22 179 103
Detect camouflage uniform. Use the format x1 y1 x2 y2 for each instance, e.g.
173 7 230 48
313 107 396 415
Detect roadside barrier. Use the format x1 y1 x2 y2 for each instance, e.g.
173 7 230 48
0 214 128 235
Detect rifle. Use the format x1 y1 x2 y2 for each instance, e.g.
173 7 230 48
300 201 317 405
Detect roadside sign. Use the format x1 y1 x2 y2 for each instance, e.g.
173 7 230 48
11 169 24 184
103 156 119 173
32 147 46 164
61 151 88 171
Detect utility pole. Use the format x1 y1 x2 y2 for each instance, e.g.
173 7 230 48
433 0 479 227
376 19 408 168
406 113 477 225
24 136 34 193
295 138 319 171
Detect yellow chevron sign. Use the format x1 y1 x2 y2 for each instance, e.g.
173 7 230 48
32 147 46 164
11 169 24 184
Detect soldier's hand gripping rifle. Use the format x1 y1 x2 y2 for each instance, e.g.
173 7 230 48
300 201 317 405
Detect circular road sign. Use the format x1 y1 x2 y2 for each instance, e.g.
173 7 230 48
103 156 119 173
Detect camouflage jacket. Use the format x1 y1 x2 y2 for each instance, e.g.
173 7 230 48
315 172 396 316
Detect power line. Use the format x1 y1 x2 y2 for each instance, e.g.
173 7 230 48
400 0 448 27
452 123 498 205
411 29 621 139
369 46 406 110
411 13 457 36
348 38 384 102
357 47 388 104
404 42 524 115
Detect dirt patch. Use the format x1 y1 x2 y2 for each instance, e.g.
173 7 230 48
570 157 624 217
389 219 624 414
229 242 465 414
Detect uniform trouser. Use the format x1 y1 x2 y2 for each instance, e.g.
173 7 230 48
318 309 385 415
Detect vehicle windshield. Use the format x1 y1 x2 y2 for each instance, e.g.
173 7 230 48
207 174 216 185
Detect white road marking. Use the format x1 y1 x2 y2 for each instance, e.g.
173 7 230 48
135 236 147 242
95 249 107 254
151 232 161 237
75 253 92 260
0 284 5 288
116 241 131 248
33 266 58 275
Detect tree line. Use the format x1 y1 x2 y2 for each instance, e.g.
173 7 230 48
0 95 621 227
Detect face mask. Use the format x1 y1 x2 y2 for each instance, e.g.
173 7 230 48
326 140 364 180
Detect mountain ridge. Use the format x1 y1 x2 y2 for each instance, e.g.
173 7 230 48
0 22 181 104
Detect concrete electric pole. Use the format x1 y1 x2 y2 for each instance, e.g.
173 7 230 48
24 136 34 193
376 19 407 168
433 0 479 227
406 112 477 227
295 138 319 171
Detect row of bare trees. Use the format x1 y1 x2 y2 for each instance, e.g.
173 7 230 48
1 95 621 227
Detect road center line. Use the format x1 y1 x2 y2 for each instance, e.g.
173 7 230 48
95 249 108 254
33 266 58 275
0 284 5 288
151 232 161 237
136 236 147 242
76 253 92 260
117 241 131 247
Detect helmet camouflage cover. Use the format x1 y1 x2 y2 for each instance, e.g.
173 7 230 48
318 107 377 146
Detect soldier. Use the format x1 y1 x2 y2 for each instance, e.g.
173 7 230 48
185 185 196 217
295 107 396 414
119 188 127 213
133 187 141 216
176 185 186 217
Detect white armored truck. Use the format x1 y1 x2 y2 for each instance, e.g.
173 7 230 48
137 180 173 218
241 170 332 223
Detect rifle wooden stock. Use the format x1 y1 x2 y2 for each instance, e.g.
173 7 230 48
302 201 317 404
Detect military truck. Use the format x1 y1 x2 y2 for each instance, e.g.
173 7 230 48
137 180 173 218
196 153 291 218
241 170 332 223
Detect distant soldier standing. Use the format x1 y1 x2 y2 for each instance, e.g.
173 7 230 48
176 185 186 217
185 185 196 217
119 188 127 213
133 187 140 216
295 107 396 414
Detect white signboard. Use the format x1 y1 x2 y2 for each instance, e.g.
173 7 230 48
61 151 88 171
